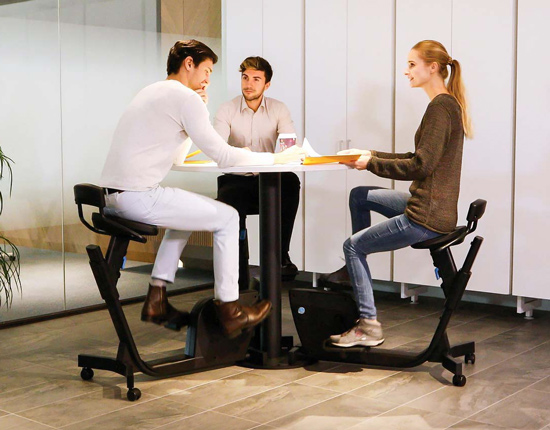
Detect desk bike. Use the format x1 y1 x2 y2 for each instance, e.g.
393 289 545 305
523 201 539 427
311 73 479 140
289 199 486 387
74 184 256 401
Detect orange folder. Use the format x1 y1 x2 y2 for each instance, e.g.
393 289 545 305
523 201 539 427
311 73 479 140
302 154 361 165
183 160 213 164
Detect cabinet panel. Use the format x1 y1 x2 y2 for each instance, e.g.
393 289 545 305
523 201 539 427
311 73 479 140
393 0 452 286
450 0 514 295
262 0 305 269
394 0 514 294
304 0 347 272
346 0 394 281
223 1 306 269
513 0 550 299
223 0 263 97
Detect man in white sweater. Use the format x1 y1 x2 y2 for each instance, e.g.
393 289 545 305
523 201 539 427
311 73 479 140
99 40 304 337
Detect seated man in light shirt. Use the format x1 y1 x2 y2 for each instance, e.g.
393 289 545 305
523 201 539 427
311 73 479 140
214 56 301 288
99 41 305 337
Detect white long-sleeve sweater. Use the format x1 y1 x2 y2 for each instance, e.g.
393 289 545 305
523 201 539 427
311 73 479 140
100 80 274 191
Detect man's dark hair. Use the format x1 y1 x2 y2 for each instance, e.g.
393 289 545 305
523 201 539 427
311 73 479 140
239 56 273 83
167 39 218 75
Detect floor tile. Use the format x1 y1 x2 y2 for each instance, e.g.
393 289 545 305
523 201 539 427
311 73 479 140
214 382 339 424
350 405 463 430
445 314 525 345
350 366 448 404
248 361 340 384
469 388 550 430
18 388 156 427
530 375 550 393
267 393 397 430
383 314 456 340
114 366 251 398
0 414 54 429
156 410 260 430
447 418 519 429
0 357 34 372
406 377 525 419
61 397 205 430
296 363 398 393
2 284 550 430
0 364 77 400
164 371 288 409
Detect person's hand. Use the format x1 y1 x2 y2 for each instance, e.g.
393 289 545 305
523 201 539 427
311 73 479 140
195 86 209 104
341 154 371 170
337 148 371 156
273 145 307 164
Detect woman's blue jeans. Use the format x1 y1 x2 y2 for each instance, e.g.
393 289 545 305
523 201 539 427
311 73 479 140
344 187 440 319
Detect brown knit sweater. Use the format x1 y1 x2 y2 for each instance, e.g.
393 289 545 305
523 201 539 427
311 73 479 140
367 94 464 234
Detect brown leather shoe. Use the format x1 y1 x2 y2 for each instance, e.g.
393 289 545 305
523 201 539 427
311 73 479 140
214 299 272 339
141 285 190 331
318 265 351 286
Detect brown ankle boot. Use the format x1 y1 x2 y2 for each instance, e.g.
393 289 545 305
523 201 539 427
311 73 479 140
141 285 190 331
214 299 272 339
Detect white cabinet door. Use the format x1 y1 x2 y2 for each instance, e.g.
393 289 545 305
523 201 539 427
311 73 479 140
346 0 394 281
451 0 514 295
223 0 306 269
263 0 305 270
513 0 550 299
393 1 514 295
393 0 452 286
304 0 348 273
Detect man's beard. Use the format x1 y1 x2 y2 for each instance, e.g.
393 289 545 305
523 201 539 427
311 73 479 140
242 91 262 102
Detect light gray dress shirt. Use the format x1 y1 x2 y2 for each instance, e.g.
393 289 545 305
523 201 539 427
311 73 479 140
213 95 295 153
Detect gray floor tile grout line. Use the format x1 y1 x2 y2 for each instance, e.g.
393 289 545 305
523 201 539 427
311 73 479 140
0 380 50 398
154 379 344 429
10 412 59 429
14 384 156 428
56 395 203 430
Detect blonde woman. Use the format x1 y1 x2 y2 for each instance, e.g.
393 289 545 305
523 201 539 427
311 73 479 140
330 40 472 347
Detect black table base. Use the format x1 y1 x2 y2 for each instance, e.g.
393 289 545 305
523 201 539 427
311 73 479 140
240 172 312 369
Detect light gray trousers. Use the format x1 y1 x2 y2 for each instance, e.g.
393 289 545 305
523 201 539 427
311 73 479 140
105 186 240 302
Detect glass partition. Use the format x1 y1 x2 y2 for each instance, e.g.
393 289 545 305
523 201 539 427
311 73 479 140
0 0 223 323
0 0 64 322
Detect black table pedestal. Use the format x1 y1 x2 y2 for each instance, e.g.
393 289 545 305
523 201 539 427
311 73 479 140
241 172 313 369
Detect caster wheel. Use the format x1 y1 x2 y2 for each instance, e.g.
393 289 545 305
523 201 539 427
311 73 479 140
465 353 476 364
127 388 141 401
80 367 94 381
453 374 467 387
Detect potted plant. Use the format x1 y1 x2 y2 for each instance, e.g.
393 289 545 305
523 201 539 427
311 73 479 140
0 146 21 307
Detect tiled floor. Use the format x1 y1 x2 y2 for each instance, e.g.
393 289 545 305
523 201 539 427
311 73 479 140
1 283 550 430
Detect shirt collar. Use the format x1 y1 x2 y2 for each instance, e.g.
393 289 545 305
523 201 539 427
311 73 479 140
239 95 268 113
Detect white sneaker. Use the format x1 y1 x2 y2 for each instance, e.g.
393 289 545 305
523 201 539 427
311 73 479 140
331 319 384 347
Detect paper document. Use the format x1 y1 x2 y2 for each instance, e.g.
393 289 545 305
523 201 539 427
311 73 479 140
301 137 321 157
300 137 359 164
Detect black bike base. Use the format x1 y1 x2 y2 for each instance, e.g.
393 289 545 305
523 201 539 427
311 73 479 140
289 287 475 386
239 336 316 369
